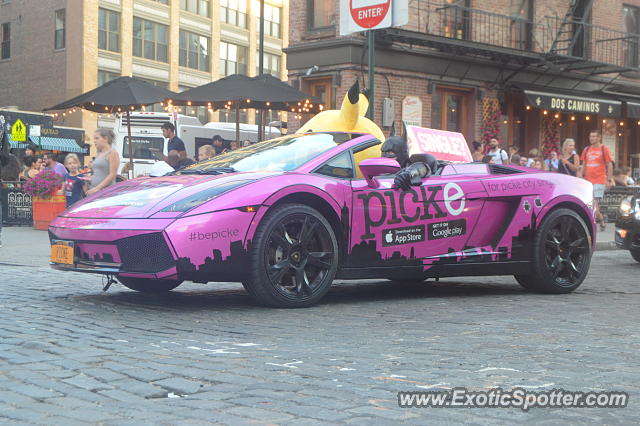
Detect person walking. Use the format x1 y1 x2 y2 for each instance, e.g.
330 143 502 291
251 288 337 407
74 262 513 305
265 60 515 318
486 138 509 164
87 129 119 196
579 129 613 231
558 138 580 176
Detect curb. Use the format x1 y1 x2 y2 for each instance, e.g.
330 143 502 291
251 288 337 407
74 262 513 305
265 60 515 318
595 242 619 251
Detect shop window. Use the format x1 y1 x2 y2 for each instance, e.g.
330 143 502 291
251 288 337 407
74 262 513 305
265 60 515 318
1 22 10 60
179 30 210 72
54 9 65 50
307 78 333 110
133 17 168 63
431 88 471 141
99 9 120 53
624 5 640 67
307 0 334 30
219 41 248 76
220 0 247 28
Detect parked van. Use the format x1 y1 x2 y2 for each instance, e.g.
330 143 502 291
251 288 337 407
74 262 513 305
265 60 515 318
182 122 281 154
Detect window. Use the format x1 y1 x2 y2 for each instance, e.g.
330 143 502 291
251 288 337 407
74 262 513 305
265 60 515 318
220 0 247 28
179 30 210 71
624 5 640 67
307 78 333 110
99 9 120 52
257 3 281 38
315 152 354 179
1 22 10 59
256 52 280 77
219 41 247 76
431 87 472 142
179 86 208 123
152 0 169 4
136 77 168 111
442 0 470 40
54 9 65 49
98 70 119 87
133 17 168 62
510 0 533 50
181 0 210 17
308 0 334 29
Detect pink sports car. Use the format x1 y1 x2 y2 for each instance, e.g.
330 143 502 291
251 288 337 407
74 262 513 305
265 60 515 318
49 132 595 307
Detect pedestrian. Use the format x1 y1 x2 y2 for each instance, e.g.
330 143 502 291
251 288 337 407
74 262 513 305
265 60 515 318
229 140 240 151
44 153 67 177
486 138 509 164
242 139 251 147
612 168 629 186
527 148 539 167
198 144 215 161
0 121 10 248
166 150 195 171
558 138 579 176
508 145 520 163
21 156 42 180
63 153 86 207
86 129 119 196
518 155 528 167
471 141 484 161
211 135 226 155
578 129 613 231
620 166 635 185
545 151 560 172
511 154 521 166
161 122 187 159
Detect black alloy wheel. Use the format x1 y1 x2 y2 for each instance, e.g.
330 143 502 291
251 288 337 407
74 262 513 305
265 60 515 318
243 204 338 307
516 208 592 293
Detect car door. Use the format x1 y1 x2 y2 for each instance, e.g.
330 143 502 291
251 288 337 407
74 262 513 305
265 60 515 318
347 164 488 268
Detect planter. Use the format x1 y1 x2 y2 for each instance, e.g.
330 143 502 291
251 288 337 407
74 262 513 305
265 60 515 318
32 191 66 231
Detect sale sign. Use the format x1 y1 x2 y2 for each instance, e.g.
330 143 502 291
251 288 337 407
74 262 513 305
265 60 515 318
341 0 408 35
406 125 473 163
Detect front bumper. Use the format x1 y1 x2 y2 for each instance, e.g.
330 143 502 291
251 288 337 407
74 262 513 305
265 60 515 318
615 216 640 251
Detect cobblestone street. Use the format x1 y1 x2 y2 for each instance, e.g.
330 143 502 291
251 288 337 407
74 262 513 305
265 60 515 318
0 246 638 424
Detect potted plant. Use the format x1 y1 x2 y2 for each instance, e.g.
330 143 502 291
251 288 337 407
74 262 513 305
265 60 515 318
23 169 66 230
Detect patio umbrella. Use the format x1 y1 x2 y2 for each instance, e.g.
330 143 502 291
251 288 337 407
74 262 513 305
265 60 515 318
168 74 321 142
45 76 176 174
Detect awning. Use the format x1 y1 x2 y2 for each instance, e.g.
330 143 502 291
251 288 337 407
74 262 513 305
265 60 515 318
7 134 86 153
524 90 622 117
626 101 640 119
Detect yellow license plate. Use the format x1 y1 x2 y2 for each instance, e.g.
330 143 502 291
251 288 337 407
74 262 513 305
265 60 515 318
51 241 75 265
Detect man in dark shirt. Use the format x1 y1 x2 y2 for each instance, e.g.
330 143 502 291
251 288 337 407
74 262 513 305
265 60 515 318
161 122 186 159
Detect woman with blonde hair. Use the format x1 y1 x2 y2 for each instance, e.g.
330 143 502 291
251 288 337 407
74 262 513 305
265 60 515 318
558 138 579 176
87 128 119 196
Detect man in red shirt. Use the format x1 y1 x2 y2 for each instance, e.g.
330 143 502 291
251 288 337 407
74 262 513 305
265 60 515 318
579 130 613 230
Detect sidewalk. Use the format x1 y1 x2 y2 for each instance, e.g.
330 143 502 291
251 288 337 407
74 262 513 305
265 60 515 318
0 224 621 268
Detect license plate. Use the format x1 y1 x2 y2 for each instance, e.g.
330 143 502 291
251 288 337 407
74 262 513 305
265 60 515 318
51 240 75 265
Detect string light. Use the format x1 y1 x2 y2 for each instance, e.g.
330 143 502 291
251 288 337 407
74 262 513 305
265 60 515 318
618 132 623 136
620 121 625 126
266 102 270 106
246 99 251 103
526 105 531 110
554 113 559 119
585 116 590 120
603 119 606 123
187 101 192 106
571 116 576 121
543 110 548 115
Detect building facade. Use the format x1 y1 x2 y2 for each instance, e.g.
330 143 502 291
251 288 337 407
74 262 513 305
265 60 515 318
0 0 289 134
286 0 640 175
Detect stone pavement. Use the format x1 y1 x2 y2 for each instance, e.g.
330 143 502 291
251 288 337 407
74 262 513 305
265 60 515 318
0 226 638 424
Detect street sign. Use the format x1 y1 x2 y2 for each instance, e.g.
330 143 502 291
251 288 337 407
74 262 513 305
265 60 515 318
340 0 408 35
11 119 27 142
29 125 41 137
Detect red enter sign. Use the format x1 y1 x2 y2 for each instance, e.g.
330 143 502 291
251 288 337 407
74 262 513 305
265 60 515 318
350 0 391 29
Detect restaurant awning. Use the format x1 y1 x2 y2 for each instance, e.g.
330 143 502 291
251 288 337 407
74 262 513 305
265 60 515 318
8 134 86 153
625 101 640 119
523 90 622 117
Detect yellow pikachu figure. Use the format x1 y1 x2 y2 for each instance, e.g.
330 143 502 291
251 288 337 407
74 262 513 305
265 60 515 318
298 81 384 175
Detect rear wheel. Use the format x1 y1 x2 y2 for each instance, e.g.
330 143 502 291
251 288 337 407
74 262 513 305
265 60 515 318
117 276 183 293
243 204 339 308
631 249 640 263
515 208 592 293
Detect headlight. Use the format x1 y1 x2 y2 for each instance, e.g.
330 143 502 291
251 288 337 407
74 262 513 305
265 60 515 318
161 180 253 212
619 196 633 217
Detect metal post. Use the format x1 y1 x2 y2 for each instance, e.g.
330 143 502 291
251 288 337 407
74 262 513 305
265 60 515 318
126 111 134 177
367 30 375 120
257 0 265 142
235 101 240 144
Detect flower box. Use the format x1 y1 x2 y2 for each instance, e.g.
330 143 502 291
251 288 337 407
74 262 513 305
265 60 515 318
32 190 66 230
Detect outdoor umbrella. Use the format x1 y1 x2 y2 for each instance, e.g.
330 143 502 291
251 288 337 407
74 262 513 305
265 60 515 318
168 74 321 142
45 76 176 174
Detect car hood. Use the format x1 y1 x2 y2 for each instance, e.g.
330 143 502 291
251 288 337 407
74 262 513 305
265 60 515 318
63 172 276 219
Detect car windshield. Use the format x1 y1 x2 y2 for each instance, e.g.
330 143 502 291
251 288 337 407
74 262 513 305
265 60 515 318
177 133 360 174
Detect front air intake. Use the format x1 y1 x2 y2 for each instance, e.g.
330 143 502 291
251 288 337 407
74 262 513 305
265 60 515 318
116 232 175 273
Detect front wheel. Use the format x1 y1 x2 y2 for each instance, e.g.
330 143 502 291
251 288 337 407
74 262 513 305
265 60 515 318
631 249 640 263
117 276 183 293
243 204 339 308
515 208 592 293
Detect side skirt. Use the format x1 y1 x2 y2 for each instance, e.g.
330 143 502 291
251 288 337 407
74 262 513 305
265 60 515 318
337 261 531 280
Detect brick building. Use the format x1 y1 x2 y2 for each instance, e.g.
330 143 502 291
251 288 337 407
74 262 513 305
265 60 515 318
0 0 289 134
286 0 640 175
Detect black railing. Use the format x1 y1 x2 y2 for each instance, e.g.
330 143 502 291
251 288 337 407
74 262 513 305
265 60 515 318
413 1 639 69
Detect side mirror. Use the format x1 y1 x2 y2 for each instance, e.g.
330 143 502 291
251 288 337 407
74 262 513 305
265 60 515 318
359 157 401 188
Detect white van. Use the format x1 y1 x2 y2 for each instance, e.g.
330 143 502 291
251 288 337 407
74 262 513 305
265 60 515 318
181 122 281 155
113 112 202 176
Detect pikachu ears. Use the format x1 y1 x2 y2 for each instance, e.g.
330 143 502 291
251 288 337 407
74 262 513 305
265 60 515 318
339 80 373 128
